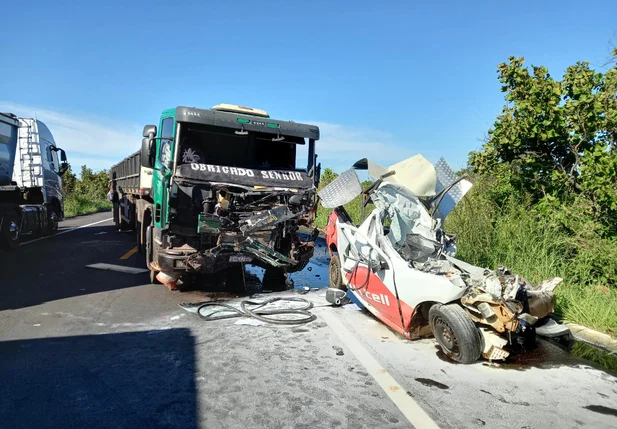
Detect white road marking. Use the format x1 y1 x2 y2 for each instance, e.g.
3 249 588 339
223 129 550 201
85 263 148 274
21 217 113 246
320 310 441 429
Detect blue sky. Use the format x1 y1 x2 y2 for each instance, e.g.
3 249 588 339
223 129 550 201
2 0 616 173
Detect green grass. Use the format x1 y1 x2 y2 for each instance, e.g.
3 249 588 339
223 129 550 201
570 341 617 374
64 195 112 218
315 195 373 229
446 187 617 338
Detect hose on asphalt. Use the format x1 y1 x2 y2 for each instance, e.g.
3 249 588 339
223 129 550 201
196 297 317 325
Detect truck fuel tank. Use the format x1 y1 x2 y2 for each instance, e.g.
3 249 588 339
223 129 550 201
20 205 48 236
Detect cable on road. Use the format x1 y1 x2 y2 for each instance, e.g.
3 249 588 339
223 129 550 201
196 297 317 325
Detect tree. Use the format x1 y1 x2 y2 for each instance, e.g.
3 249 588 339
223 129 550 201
61 163 77 196
469 56 617 232
73 165 110 199
319 168 339 188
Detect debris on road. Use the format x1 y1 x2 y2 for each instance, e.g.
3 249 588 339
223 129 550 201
168 314 185 321
180 296 317 325
234 318 268 327
332 345 345 356
343 303 362 311
325 288 351 306
414 378 450 390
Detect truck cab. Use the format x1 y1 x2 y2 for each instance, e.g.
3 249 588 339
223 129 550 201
0 113 68 249
136 104 321 288
13 118 68 221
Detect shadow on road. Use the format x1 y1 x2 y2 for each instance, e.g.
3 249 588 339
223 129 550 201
0 224 151 311
0 222 331 312
0 328 197 429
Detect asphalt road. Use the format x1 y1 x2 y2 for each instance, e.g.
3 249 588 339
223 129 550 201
1 212 616 429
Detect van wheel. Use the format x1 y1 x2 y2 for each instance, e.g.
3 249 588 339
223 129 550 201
429 304 482 364
329 254 344 289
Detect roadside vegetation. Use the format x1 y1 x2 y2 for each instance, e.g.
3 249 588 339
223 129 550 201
315 52 617 341
62 164 111 218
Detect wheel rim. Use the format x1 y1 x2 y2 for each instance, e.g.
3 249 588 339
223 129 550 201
9 221 19 241
49 211 58 231
329 258 340 287
434 316 460 357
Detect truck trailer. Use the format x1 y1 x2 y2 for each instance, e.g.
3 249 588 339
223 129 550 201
109 104 321 289
0 112 68 249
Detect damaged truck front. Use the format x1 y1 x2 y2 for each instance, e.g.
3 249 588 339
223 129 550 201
111 105 321 289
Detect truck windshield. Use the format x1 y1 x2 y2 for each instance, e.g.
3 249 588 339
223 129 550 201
178 123 308 171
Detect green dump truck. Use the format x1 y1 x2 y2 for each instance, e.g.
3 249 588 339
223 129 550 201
109 104 321 289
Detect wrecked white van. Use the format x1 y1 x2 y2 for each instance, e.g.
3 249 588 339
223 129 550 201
321 155 571 364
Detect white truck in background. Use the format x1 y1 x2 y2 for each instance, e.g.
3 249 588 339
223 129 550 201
0 112 68 249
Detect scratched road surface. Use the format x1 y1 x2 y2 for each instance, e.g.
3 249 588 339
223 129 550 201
0 211 616 429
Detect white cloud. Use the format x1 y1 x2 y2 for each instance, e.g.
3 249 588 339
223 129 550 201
0 102 141 172
0 103 417 174
304 121 413 172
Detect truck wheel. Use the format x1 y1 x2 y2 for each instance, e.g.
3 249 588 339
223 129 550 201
144 224 160 284
329 254 344 289
47 204 59 235
135 219 143 253
262 267 288 292
429 303 482 364
1 211 22 250
117 205 129 231
223 266 246 293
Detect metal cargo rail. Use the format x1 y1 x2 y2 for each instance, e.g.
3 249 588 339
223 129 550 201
109 151 142 195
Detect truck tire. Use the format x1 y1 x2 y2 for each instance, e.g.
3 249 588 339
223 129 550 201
135 218 142 253
117 205 129 231
329 254 343 289
138 208 151 254
223 265 246 293
145 224 160 284
47 203 59 235
429 303 482 364
1 211 22 250
262 267 288 292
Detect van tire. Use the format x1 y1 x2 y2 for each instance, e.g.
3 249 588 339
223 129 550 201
429 303 482 364
329 254 344 289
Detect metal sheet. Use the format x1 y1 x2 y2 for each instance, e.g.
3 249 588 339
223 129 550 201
318 168 362 208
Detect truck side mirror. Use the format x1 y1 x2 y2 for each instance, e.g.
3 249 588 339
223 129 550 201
141 137 154 168
142 125 157 138
58 149 69 176
59 163 69 176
